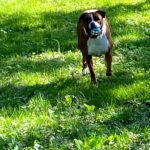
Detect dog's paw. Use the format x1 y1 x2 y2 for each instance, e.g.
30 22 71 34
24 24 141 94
91 79 97 85
106 72 112 76
82 67 88 76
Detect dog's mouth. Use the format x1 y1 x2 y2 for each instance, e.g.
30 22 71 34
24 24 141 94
83 24 102 38
89 21 102 38
90 27 101 38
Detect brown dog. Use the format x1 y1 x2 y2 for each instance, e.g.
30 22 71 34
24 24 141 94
77 9 113 83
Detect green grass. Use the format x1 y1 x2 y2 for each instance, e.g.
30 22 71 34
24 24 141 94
0 0 150 149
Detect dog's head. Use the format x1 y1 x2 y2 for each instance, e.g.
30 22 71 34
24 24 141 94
79 9 106 38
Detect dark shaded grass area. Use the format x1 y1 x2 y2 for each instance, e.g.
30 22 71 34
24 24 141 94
0 10 78 56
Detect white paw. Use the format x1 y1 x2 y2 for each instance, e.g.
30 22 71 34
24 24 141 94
82 67 88 76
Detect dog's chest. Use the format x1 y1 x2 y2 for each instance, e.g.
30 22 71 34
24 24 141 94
87 34 109 56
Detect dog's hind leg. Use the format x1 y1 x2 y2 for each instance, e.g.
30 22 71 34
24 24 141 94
105 50 112 76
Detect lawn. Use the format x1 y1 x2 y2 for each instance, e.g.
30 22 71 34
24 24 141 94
0 0 150 149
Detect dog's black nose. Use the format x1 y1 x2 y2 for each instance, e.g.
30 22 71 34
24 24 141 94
89 21 100 30
90 22 96 29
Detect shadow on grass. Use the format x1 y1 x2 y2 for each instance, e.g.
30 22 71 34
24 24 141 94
0 72 149 109
0 10 79 57
102 103 150 149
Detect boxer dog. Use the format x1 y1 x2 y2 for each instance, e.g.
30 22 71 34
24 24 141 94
77 9 112 84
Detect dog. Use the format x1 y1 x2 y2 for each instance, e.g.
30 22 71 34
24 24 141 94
77 9 113 83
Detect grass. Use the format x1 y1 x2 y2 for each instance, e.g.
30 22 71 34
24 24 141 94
0 0 150 149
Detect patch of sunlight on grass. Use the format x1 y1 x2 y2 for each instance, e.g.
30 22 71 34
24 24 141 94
1 114 54 137
112 79 150 101
114 34 142 48
14 72 52 86
0 0 147 15
1 95 55 137
1 51 82 86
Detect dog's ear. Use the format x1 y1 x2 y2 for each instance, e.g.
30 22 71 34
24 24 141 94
97 10 106 18
78 13 87 23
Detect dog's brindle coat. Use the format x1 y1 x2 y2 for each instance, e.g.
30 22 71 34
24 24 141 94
77 9 113 83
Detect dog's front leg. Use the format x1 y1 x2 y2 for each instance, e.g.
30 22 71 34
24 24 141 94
81 47 88 76
86 55 96 84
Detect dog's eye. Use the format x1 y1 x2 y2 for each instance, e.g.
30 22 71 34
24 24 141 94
94 16 100 21
85 17 92 24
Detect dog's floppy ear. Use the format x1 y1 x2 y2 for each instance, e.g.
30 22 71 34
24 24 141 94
78 13 87 23
97 10 106 18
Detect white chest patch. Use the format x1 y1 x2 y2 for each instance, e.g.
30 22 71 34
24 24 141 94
87 25 109 57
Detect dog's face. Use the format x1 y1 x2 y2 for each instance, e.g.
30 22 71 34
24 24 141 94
80 10 106 38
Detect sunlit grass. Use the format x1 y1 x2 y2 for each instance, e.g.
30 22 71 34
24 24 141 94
0 0 150 149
